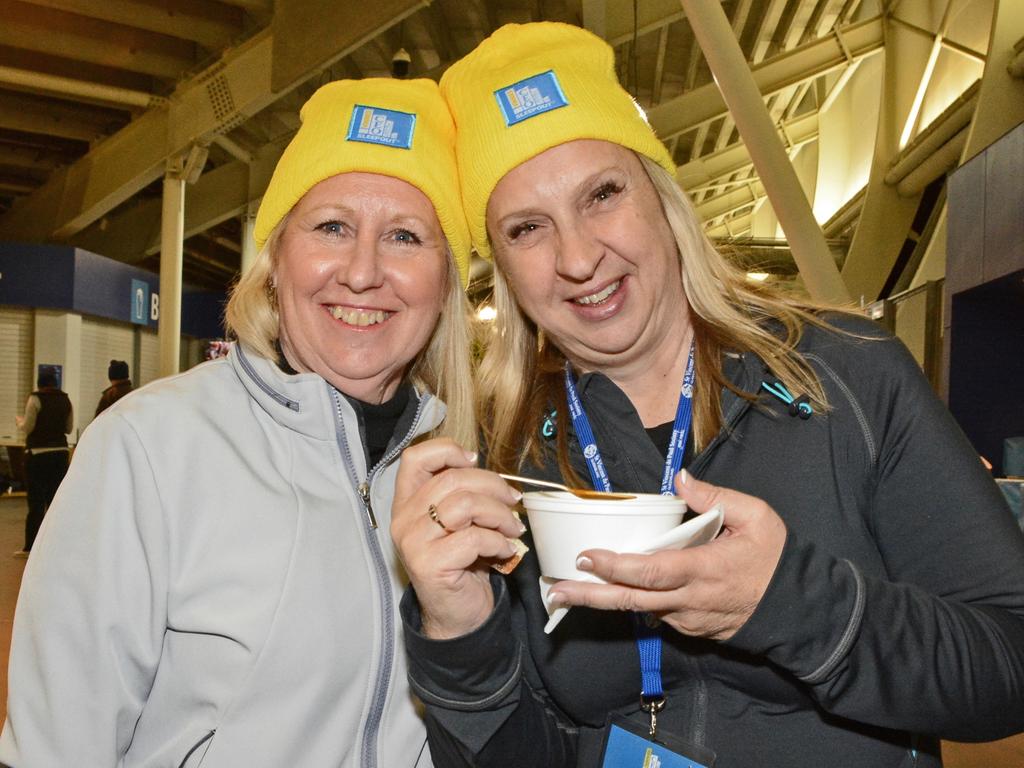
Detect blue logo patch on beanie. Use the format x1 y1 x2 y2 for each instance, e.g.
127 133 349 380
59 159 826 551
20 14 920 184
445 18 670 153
346 105 416 149
495 71 568 126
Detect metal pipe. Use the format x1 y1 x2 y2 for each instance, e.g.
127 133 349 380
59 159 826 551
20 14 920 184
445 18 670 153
0 65 163 109
679 0 850 303
241 200 258 275
214 134 256 164
159 168 185 378
1010 44 1024 78
885 82 978 184
896 127 967 197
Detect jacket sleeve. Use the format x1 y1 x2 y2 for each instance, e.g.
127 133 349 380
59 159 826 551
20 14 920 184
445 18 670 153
401 577 578 767
0 412 169 764
727 330 1024 740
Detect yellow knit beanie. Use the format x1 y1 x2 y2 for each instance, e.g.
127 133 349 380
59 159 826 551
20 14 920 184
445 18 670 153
440 22 676 261
254 78 472 286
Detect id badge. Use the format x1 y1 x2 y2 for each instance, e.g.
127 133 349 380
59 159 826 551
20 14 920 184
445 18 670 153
598 713 715 768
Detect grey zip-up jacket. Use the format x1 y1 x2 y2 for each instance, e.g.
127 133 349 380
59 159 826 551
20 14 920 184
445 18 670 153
0 345 439 768
401 315 1024 767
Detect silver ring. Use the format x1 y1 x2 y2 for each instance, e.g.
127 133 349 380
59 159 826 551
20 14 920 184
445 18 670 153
428 504 447 532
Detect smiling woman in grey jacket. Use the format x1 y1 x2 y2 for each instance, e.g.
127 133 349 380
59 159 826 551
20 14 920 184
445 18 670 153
0 77 476 768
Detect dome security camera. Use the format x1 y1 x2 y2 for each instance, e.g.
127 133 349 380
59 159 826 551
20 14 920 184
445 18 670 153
391 47 412 79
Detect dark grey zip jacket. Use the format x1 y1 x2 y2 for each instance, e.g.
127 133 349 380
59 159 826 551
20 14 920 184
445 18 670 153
401 315 1024 767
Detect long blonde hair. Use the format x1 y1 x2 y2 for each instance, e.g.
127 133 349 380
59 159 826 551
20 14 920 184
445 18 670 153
225 216 478 450
477 153 854 478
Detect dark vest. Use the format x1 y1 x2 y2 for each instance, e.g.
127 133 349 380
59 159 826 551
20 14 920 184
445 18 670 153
26 389 71 450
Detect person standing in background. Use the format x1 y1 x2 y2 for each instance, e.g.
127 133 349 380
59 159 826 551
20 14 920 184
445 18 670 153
94 359 133 416
15 369 72 557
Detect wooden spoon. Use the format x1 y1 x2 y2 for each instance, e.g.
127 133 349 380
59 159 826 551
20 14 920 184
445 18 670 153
498 473 636 500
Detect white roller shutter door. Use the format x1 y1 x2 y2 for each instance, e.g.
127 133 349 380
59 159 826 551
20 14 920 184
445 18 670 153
0 306 34 442
138 328 160 386
80 317 135 431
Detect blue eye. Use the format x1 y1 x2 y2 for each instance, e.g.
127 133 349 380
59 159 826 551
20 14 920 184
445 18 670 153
392 229 422 245
316 220 344 235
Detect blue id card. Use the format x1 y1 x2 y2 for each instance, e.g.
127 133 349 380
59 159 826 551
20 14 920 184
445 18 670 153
599 715 714 768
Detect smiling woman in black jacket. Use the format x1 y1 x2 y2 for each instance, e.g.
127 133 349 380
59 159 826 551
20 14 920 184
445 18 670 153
388 21 1024 768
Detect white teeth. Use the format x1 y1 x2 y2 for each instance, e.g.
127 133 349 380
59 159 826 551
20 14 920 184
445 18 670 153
329 306 389 326
574 280 620 305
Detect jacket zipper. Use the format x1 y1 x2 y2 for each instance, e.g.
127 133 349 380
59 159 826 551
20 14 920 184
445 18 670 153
177 729 215 768
663 362 754 747
235 345 300 411
330 386 430 768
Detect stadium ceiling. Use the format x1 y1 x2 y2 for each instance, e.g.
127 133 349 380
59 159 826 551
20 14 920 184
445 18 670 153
0 0 1016 299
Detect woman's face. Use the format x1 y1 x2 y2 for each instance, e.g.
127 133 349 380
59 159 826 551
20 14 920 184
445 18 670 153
274 172 448 403
487 139 689 374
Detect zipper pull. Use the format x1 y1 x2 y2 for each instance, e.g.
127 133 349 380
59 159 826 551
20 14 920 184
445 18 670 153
760 379 813 419
358 481 378 529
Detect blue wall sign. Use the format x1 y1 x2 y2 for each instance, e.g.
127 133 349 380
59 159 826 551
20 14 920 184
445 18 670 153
130 279 149 325
0 243 225 339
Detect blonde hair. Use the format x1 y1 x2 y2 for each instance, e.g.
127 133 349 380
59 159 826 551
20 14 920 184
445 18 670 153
225 216 478 450
478 153 855 478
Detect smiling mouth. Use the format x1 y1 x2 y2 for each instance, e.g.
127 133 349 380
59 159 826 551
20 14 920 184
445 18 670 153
328 305 392 327
572 279 621 306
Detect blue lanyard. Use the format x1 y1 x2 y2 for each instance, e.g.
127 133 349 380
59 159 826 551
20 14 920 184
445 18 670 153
562 342 695 708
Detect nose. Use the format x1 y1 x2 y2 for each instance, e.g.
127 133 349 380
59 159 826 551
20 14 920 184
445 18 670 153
553 222 602 282
337 233 384 292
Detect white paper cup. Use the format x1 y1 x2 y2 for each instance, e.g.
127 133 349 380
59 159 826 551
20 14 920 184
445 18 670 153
522 491 686 580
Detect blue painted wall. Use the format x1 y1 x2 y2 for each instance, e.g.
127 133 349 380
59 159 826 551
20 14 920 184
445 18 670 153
0 243 225 338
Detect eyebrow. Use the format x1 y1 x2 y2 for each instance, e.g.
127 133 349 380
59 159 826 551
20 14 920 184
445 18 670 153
299 204 436 230
493 164 627 228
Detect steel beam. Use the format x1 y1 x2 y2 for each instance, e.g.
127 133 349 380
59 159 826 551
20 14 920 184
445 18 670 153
960 0 1024 162
679 111 819 191
842 13 935 303
0 0 424 243
2 1 198 80
680 0 849 303
70 148 276 261
0 91 122 142
18 0 242 50
696 179 765 221
648 15 884 141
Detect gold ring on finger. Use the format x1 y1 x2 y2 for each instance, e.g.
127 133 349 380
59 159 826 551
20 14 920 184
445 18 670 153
428 503 448 532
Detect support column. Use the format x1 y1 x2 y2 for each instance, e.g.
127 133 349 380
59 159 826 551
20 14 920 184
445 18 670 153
678 0 850 304
240 198 259 275
159 165 185 378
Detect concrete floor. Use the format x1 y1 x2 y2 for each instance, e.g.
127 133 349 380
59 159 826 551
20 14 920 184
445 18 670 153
0 494 1020 764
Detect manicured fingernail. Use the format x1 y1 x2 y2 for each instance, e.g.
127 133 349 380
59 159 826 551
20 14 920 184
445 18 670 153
677 469 687 484
517 520 527 534
510 489 523 502
546 591 566 607
465 451 478 463
576 555 593 571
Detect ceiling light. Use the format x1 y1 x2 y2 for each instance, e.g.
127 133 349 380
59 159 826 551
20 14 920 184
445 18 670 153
476 305 496 322
746 272 770 282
